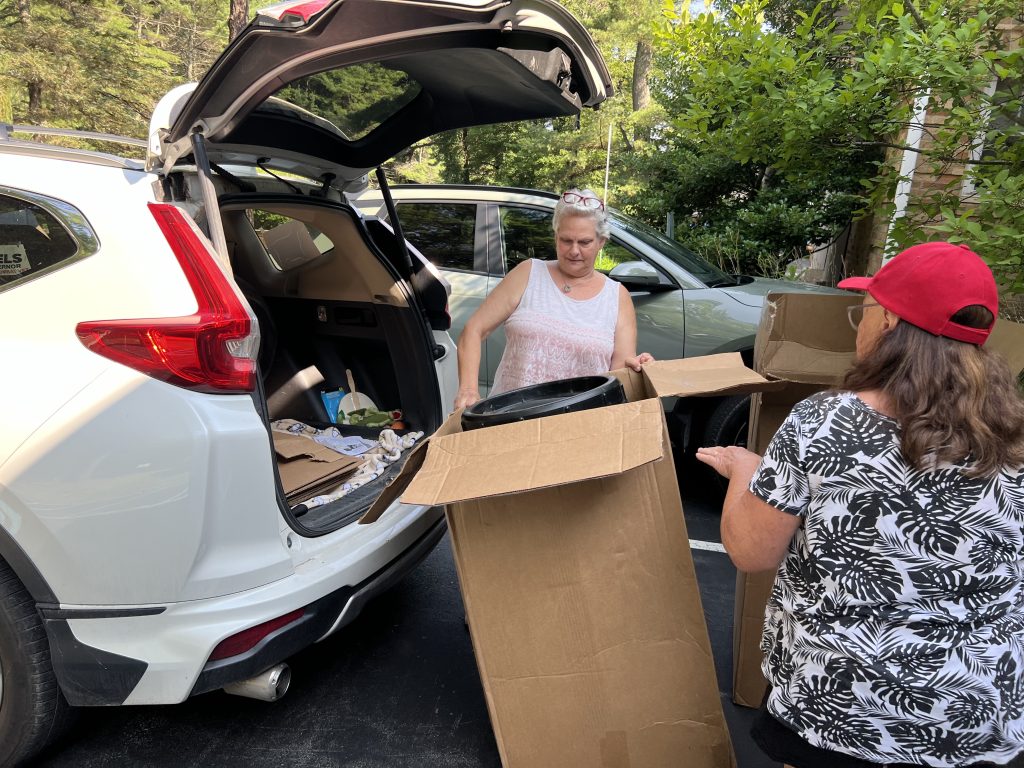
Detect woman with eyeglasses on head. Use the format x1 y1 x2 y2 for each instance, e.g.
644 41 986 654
697 242 1024 768
453 188 654 410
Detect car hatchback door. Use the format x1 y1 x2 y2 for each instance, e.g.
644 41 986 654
149 0 612 184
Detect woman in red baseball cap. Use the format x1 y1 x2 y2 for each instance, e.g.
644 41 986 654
699 242 1024 768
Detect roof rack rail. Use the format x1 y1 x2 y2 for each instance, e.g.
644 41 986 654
0 124 146 148
385 183 561 199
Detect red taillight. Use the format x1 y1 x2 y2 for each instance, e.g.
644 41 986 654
76 204 258 394
209 609 305 662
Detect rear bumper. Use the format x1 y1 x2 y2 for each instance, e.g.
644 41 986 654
45 506 446 706
190 514 446 696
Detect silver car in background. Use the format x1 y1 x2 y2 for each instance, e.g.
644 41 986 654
355 185 843 449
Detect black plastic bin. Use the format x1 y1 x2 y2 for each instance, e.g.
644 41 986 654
460 375 626 431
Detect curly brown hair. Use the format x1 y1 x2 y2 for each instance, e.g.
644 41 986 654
842 305 1024 476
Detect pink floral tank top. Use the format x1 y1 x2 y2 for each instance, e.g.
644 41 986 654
492 259 620 394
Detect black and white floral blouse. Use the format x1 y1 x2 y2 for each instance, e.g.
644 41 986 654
750 391 1024 767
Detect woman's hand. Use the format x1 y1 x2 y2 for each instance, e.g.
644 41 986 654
697 444 798 573
454 388 481 410
625 352 654 371
695 445 761 481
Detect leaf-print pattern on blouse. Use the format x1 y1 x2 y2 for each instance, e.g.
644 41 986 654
750 391 1024 767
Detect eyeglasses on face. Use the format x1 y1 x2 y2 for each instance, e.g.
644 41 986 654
847 302 881 331
561 191 605 210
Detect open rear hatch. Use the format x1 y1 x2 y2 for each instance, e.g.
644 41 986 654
148 0 612 187
145 0 611 534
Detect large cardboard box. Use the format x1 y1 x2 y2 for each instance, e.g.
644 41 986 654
363 353 782 768
731 293 1024 708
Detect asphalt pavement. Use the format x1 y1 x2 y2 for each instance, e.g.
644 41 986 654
36 465 779 768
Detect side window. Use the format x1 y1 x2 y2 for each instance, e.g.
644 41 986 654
499 206 556 272
0 193 82 291
395 203 477 272
251 210 334 271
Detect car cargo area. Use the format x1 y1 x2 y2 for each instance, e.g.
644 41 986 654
220 195 443 534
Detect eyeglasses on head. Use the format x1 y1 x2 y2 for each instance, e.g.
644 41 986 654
561 191 604 211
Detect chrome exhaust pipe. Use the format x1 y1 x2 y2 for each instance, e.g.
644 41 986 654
222 663 291 702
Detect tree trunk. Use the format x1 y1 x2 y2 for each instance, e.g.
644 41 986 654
186 20 197 81
229 0 249 42
632 39 652 111
27 81 42 122
16 0 38 121
632 38 653 141
460 128 471 184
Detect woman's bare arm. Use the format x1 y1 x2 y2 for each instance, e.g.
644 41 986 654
611 284 653 371
695 445 801 572
454 260 532 408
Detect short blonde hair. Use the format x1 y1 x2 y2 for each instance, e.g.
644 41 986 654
552 188 610 239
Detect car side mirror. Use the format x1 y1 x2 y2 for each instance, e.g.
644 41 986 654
608 261 673 292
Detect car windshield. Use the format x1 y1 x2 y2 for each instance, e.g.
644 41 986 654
609 210 733 287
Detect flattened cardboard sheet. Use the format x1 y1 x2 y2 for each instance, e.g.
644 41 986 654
278 455 360 499
272 431 352 464
734 293 858 707
401 400 666 506
360 440 429 523
732 570 776 708
273 432 361 499
641 352 786 398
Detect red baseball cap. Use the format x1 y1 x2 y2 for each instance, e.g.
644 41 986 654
838 242 998 345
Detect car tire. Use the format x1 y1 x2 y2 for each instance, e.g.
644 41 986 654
699 395 751 494
461 375 626 431
701 394 751 450
0 559 73 767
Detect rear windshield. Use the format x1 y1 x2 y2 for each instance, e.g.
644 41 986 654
273 63 421 140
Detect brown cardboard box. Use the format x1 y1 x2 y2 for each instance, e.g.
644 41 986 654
732 293 860 708
731 293 1024 708
363 353 782 768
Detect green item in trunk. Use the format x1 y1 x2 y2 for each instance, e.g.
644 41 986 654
346 408 393 427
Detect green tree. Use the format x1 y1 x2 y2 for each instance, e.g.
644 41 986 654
0 0 227 139
136 0 227 82
659 0 1024 291
1 1 176 136
404 0 670 206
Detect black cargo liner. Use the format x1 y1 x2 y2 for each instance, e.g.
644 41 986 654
282 422 422 529
290 450 415 529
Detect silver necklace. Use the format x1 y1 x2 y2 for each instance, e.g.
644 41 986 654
561 271 594 293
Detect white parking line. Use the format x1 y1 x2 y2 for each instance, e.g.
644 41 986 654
689 539 727 553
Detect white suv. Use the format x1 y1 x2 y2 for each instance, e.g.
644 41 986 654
0 0 610 762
